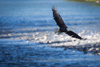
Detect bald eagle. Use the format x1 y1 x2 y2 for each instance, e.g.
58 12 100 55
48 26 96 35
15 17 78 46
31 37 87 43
52 7 82 40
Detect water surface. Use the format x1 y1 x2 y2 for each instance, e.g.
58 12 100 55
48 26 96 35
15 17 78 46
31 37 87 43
0 0 100 67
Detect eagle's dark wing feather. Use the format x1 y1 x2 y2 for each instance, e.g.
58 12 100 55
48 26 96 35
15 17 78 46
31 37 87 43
52 8 67 29
52 7 83 40
67 31 82 40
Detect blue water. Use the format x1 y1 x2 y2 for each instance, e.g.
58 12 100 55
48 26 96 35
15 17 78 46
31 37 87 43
0 0 100 30
0 0 100 67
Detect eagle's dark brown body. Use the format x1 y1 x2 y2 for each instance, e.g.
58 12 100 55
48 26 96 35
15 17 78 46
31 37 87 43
52 7 82 40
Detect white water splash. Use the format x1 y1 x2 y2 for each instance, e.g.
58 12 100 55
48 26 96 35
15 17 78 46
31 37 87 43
11 30 100 47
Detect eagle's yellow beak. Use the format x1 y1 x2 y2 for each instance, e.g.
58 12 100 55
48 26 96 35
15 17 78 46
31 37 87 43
70 29 72 31
57 30 61 34
57 30 60 33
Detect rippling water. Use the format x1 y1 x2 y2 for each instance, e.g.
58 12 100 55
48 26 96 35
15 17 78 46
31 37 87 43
0 0 100 67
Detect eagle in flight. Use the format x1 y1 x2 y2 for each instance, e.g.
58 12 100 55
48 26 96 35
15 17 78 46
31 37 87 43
52 7 82 40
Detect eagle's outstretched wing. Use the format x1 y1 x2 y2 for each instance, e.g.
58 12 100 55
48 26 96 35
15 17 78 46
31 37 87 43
52 7 67 29
67 31 82 39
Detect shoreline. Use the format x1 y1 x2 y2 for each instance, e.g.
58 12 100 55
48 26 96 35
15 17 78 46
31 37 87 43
68 0 100 6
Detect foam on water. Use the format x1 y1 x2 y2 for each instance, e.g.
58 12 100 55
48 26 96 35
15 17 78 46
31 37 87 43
6 29 100 47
